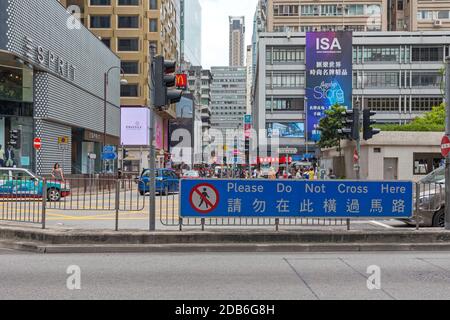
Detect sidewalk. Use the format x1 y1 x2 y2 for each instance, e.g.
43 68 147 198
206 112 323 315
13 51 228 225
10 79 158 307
1 222 450 253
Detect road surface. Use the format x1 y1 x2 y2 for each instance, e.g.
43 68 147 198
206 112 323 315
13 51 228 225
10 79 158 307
1 250 449 300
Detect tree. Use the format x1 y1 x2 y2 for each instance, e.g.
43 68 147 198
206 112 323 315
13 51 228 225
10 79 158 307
378 103 445 132
317 104 347 150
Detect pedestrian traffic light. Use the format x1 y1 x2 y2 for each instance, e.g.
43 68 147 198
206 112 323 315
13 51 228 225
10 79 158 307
152 55 183 109
122 148 129 160
9 129 21 149
338 109 359 141
363 109 381 141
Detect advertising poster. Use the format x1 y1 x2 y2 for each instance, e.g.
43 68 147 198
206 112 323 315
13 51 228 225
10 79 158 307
267 122 305 138
120 108 149 146
305 31 353 141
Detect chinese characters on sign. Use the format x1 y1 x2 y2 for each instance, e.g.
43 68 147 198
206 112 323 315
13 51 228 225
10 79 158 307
180 180 413 218
305 31 353 142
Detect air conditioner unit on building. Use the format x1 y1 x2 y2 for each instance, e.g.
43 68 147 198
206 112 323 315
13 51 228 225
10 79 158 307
434 19 443 27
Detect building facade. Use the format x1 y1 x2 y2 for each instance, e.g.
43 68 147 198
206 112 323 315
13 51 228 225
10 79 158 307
210 67 247 164
229 16 246 67
0 0 121 175
181 0 202 66
265 0 387 32
253 31 450 159
59 0 181 171
321 131 444 181
262 0 450 33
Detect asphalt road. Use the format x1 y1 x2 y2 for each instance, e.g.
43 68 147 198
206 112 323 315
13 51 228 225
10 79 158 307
1 250 449 300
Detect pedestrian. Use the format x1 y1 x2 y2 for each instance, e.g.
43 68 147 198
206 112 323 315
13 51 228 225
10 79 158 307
308 167 315 181
0 144 4 167
51 163 65 182
327 169 337 180
4 145 15 167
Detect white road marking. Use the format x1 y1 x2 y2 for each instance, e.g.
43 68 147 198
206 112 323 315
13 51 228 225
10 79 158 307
370 220 395 229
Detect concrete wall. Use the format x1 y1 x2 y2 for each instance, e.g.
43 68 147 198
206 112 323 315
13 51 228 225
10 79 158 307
321 131 443 181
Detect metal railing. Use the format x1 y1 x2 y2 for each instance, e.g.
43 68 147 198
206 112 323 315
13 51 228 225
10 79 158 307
44 177 145 212
0 177 46 227
0 178 443 231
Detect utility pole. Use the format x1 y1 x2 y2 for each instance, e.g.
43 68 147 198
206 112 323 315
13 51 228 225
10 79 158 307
445 57 450 230
304 97 309 159
355 99 361 180
149 44 157 232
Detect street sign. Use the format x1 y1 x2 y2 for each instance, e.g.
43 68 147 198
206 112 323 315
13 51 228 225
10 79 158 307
189 182 220 214
279 147 298 155
442 135 450 157
33 138 42 150
102 152 117 161
180 179 413 218
58 136 69 144
103 145 116 153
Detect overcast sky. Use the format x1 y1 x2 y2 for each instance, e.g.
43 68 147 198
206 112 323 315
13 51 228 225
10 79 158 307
199 0 257 68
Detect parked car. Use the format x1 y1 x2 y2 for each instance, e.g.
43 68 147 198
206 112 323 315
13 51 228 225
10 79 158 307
138 168 179 196
406 167 445 227
182 170 200 179
0 168 70 202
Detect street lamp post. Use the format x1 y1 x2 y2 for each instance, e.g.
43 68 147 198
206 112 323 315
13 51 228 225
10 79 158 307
103 66 127 173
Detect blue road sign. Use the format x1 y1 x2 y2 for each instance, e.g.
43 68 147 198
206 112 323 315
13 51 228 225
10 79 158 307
103 145 116 153
180 179 413 218
102 152 117 161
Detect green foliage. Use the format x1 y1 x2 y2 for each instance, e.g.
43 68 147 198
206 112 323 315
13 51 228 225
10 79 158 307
317 104 347 149
378 104 445 132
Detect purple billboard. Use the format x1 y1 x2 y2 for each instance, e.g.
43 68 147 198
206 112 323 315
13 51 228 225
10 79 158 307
305 31 353 141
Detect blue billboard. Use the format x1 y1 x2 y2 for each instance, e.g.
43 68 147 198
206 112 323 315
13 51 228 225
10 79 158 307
306 31 353 141
180 179 413 219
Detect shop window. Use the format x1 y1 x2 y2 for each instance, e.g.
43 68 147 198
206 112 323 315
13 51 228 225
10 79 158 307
413 153 443 175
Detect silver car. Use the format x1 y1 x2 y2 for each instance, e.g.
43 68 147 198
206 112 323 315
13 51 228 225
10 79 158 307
407 167 445 227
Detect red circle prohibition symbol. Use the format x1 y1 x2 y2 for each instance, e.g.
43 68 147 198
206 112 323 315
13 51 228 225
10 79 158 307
189 183 220 214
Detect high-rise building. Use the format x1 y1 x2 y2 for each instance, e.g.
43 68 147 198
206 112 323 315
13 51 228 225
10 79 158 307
265 0 387 32
185 66 213 163
181 0 202 66
253 32 450 160
229 16 246 67
261 0 450 33
59 0 180 169
210 67 247 163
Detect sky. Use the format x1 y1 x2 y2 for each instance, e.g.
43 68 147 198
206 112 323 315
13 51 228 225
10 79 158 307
199 0 258 68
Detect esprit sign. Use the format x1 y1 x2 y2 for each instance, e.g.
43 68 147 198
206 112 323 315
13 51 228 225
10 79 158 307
24 37 76 82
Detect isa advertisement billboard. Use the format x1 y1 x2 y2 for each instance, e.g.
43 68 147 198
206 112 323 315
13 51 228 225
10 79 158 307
120 108 149 146
305 31 353 141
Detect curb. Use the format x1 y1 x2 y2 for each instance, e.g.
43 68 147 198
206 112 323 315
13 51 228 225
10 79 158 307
3 241 450 254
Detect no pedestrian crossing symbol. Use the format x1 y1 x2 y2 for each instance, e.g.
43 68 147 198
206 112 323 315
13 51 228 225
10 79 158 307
189 183 220 214
180 179 413 218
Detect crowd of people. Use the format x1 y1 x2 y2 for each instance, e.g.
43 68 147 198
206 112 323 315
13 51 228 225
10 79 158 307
173 163 338 180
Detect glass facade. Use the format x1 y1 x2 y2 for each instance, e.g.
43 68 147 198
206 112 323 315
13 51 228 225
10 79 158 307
0 64 34 170
181 0 202 66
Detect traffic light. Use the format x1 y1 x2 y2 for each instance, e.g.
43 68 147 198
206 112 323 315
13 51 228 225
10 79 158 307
152 55 183 109
363 109 381 141
122 148 129 160
338 109 359 141
9 129 21 149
